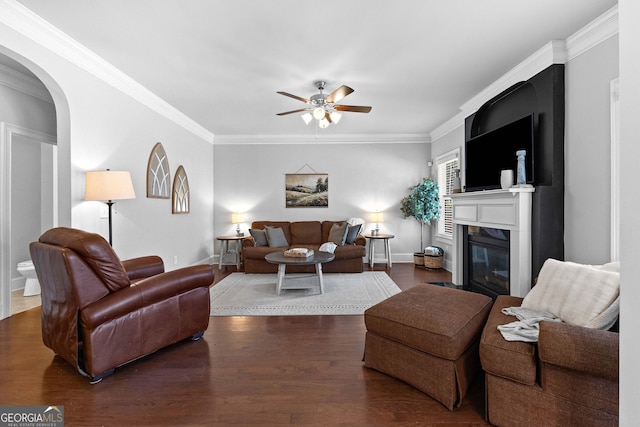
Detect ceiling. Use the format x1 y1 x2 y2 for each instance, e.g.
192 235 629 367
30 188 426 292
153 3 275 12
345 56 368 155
14 0 617 141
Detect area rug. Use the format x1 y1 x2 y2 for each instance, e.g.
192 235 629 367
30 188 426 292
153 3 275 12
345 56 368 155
210 272 401 316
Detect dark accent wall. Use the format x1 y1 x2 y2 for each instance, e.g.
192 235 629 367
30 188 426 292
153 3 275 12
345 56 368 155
464 64 565 281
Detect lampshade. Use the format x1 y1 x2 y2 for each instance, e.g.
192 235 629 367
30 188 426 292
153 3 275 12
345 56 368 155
370 212 384 223
231 212 245 224
85 170 136 201
301 113 313 125
313 107 325 120
329 111 342 124
318 118 330 129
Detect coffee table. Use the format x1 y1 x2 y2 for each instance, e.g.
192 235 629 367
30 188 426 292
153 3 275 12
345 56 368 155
265 251 335 295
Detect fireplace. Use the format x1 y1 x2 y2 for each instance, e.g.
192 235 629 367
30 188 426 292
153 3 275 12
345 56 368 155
464 226 510 298
451 187 534 297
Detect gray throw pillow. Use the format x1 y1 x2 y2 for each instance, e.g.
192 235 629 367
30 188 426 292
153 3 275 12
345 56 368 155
328 222 348 245
249 228 268 247
345 223 362 244
265 226 289 247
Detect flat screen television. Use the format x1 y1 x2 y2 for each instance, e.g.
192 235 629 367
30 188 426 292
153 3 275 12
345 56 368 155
464 114 535 192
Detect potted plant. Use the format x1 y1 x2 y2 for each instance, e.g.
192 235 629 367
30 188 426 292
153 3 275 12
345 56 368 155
400 177 440 265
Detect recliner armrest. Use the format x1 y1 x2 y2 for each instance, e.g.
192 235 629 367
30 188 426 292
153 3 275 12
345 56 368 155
538 321 618 381
122 256 165 281
80 264 214 329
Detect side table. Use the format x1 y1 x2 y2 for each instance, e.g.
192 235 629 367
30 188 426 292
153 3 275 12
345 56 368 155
364 233 395 268
216 235 245 269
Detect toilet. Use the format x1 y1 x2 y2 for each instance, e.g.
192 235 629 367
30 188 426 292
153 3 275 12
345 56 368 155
17 260 41 296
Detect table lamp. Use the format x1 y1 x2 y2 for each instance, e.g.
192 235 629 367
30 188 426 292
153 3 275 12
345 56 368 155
370 211 384 235
85 169 136 246
231 212 245 236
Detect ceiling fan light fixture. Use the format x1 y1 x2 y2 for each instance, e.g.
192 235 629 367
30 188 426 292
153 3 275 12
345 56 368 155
276 82 372 129
313 107 326 120
301 112 313 124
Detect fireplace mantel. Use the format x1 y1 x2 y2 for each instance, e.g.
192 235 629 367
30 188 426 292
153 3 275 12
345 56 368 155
451 187 535 297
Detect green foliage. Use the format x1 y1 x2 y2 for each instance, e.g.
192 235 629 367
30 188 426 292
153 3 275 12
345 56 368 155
400 177 440 224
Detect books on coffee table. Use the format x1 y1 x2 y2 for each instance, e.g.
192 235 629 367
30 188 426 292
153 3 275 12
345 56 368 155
284 248 314 258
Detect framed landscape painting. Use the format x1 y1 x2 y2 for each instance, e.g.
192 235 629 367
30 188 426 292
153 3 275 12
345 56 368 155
286 173 328 207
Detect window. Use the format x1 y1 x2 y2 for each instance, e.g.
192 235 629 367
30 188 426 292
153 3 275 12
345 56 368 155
435 148 460 239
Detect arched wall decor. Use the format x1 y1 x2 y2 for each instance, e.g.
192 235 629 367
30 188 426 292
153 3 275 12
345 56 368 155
147 142 171 198
172 165 190 214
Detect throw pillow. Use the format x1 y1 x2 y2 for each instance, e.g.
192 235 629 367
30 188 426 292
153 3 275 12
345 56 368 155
265 226 289 248
249 228 268 247
345 223 362 244
328 222 348 245
521 258 620 329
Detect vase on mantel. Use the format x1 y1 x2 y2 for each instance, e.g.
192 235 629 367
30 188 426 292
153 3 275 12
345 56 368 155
500 169 514 189
516 150 527 185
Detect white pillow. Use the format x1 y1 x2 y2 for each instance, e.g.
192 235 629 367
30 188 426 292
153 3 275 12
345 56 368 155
521 258 619 329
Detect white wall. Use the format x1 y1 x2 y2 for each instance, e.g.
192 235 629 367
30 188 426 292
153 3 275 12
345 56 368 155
0 20 214 270
565 35 619 264
619 0 640 423
213 141 431 261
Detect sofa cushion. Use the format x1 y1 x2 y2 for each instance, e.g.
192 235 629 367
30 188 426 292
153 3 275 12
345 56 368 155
290 221 322 245
345 223 362 244
521 258 620 329
328 222 348 245
251 221 291 243
265 226 289 248
249 228 268 246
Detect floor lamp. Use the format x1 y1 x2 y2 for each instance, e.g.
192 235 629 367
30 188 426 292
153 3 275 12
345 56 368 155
85 170 136 246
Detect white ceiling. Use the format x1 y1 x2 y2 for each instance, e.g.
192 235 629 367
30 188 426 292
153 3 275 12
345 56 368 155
15 0 617 140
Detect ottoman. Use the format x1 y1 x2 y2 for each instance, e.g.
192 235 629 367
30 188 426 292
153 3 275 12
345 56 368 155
363 284 493 410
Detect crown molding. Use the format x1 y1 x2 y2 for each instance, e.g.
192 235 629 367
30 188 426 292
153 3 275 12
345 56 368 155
0 0 215 144
0 62 53 103
566 5 618 61
430 5 618 143
213 133 431 145
458 40 567 118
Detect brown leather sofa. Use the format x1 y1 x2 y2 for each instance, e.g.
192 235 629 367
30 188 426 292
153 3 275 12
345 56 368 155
480 295 619 426
242 221 366 273
30 227 215 383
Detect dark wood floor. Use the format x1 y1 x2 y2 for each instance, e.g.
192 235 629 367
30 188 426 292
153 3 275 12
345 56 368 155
0 264 489 426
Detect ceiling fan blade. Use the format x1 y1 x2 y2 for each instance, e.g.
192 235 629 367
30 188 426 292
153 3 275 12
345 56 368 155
333 104 372 113
326 85 354 104
277 91 311 104
276 108 309 116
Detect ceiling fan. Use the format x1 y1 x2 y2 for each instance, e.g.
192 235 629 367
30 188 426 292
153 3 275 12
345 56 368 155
276 81 372 128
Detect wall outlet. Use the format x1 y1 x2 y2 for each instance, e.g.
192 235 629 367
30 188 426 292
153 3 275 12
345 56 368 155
173 255 178 265
99 205 109 219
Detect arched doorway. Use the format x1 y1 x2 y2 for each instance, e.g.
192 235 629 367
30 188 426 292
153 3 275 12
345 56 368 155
0 49 71 320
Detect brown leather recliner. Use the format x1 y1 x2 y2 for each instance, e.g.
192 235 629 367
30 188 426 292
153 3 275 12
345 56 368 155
30 227 214 383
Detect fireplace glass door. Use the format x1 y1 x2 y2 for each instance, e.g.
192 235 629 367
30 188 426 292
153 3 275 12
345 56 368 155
464 226 510 298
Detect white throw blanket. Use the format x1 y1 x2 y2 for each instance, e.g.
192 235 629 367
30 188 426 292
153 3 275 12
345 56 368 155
498 306 561 342
319 242 337 253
